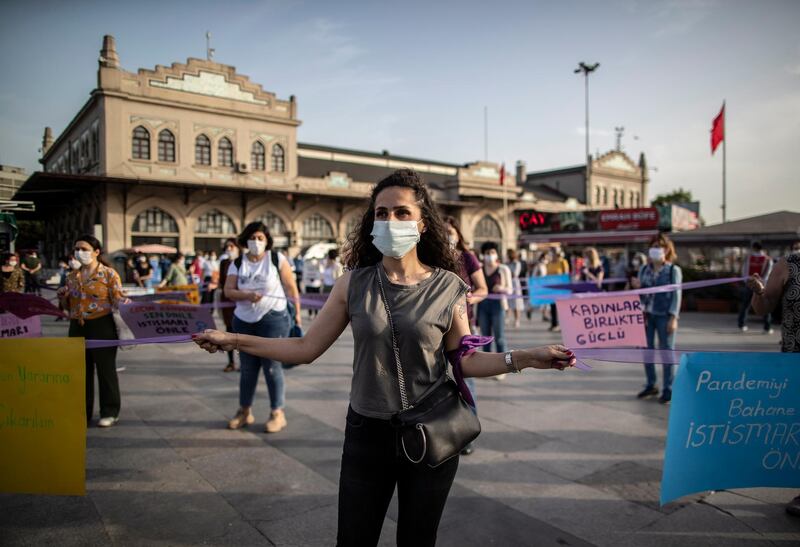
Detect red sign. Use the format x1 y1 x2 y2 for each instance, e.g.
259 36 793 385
518 211 551 231
599 208 658 231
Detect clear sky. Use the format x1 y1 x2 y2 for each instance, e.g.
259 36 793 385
1 0 797 224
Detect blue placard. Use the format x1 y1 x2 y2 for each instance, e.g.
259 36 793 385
527 274 571 306
661 352 800 505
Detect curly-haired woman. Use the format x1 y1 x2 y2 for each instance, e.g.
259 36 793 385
194 169 576 546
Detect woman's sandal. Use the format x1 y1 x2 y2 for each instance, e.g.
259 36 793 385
223 363 237 373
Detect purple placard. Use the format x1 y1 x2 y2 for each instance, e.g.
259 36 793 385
119 302 216 338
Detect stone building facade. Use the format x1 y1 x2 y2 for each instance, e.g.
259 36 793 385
20 35 530 262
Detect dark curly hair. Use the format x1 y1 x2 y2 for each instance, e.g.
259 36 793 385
343 169 458 273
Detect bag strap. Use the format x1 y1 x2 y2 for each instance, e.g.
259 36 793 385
375 265 410 411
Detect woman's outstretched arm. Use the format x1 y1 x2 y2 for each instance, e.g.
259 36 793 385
194 271 351 365
443 297 576 378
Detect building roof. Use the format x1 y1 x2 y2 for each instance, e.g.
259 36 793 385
525 164 585 180
297 142 462 188
526 184 570 202
671 211 800 245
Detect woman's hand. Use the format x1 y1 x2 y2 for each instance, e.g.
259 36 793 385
667 315 678 333
192 329 235 353
294 311 303 328
630 277 642 289
248 291 262 303
746 274 765 295
516 345 576 371
57 286 69 298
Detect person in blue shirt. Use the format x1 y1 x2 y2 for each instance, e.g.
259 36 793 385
632 233 682 404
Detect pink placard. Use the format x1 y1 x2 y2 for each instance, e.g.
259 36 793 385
0 313 42 338
556 295 646 349
119 303 216 339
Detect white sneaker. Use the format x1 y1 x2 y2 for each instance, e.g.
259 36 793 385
116 366 126 372
740 326 749 332
766 328 774 335
97 417 119 427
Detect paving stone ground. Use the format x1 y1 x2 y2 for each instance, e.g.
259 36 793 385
1 311 799 546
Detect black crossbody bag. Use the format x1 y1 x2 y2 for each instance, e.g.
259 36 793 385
375 266 481 468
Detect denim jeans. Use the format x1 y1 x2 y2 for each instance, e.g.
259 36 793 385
477 299 507 354
336 406 459 547
233 310 290 410
643 314 676 392
738 286 772 330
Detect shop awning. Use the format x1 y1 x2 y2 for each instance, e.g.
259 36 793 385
519 229 659 245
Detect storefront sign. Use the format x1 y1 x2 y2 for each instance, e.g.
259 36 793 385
598 208 658 231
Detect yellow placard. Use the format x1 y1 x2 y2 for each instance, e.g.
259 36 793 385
0 337 86 496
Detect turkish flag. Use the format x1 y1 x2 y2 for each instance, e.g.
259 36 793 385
499 163 505 185
711 104 725 154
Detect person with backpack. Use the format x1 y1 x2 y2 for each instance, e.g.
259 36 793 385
632 233 682 404
223 221 302 433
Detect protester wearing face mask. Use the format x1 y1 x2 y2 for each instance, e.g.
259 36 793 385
57 235 129 427
477 241 513 380
223 222 302 433
134 254 153 288
444 215 488 455
160 253 188 287
218 238 241 372
1 252 25 293
631 234 682 404
194 169 576 545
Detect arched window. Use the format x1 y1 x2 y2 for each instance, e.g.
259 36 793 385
612 189 618 207
195 134 211 166
256 211 288 248
131 207 179 248
271 144 285 172
473 215 502 252
132 126 150 160
594 186 602 205
158 130 176 163
602 187 608 205
301 213 334 246
195 209 237 254
251 141 266 171
218 137 233 167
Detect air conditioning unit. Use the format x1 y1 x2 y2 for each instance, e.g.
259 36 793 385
236 162 250 174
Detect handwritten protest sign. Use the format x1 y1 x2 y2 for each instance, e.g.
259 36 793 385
0 313 41 338
528 274 570 306
661 352 800 505
556 294 645 348
119 302 216 338
0 338 86 495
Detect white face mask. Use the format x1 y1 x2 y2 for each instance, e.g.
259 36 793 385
648 247 665 263
247 239 267 256
69 258 82 270
484 252 498 266
227 247 239 259
75 250 94 265
370 220 421 259
8 260 17 267
448 235 458 249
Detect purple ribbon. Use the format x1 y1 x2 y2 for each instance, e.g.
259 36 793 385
573 348 685 364
550 276 746 301
85 334 194 349
446 335 494 407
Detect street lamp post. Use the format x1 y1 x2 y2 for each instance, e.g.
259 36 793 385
574 62 600 165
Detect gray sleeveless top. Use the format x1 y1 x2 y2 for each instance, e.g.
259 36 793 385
347 265 469 419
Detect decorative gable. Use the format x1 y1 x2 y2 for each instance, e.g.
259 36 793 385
595 151 638 173
150 70 268 106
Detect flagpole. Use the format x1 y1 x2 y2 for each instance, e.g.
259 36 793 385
722 100 727 223
502 165 508 252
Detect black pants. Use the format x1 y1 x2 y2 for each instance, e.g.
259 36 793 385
550 302 559 327
69 314 120 421
337 406 459 547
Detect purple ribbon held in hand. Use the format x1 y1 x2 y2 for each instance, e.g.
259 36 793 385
446 335 494 407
